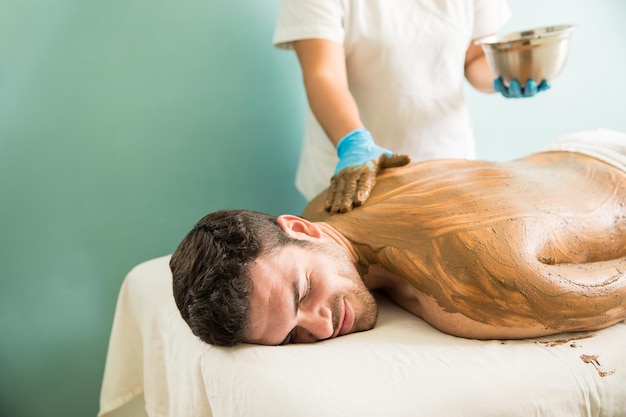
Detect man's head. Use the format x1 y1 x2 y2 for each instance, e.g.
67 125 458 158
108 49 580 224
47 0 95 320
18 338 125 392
170 209 378 346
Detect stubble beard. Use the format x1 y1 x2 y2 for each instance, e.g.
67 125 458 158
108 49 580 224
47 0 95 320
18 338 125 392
316 241 379 334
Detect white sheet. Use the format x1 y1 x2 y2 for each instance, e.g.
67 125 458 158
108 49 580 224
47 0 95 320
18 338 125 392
99 255 626 417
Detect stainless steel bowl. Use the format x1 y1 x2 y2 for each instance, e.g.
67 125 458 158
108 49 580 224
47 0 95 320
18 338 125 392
475 25 575 87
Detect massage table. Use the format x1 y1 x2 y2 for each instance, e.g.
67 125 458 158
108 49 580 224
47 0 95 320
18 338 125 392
99 255 626 417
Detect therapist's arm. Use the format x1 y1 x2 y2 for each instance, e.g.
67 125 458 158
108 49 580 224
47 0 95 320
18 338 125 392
292 39 364 145
464 40 496 94
292 38 409 213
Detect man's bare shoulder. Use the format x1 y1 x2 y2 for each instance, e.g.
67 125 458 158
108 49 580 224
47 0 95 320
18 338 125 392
301 191 329 221
301 159 491 221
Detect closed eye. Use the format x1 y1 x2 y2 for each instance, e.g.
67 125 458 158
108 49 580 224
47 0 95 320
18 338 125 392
302 275 312 302
280 276 311 346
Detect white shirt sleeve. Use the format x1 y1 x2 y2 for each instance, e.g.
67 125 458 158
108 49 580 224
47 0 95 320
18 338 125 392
273 0 346 49
472 0 512 39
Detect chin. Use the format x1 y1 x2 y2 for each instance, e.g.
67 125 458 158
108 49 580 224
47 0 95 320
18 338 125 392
355 299 379 333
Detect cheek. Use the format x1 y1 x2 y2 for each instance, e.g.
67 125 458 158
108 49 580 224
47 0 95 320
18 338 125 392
322 267 361 291
311 252 364 298
319 272 367 303
337 262 365 288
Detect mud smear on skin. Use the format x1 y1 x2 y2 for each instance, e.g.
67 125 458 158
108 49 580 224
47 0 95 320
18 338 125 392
304 154 626 335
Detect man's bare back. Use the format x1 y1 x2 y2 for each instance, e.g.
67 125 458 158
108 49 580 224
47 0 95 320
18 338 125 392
304 151 626 339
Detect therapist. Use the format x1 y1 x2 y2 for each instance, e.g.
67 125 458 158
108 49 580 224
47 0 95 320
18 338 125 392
273 0 548 213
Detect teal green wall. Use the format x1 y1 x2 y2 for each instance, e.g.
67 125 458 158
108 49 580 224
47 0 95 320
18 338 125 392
0 1 306 416
0 1 624 417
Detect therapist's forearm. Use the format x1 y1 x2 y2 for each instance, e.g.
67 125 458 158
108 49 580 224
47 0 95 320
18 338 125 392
464 41 496 94
302 75 364 145
465 55 496 94
293 39 365 146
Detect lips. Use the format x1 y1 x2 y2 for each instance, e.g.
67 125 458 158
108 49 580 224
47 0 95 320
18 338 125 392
338 298 354 336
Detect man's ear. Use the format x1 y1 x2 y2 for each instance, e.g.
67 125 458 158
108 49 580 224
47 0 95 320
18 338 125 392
276 215 322 239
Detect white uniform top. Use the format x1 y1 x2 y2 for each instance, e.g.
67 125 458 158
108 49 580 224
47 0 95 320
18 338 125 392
274 0 511 200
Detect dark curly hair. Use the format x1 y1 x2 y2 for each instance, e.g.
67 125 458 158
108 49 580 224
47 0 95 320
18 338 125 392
170 209 297 346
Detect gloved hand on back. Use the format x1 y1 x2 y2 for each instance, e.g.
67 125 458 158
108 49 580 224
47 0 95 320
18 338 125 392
325 129 410 213
494 77 550 98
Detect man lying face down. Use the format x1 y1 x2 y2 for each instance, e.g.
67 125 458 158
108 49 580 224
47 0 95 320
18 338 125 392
170 130 626 346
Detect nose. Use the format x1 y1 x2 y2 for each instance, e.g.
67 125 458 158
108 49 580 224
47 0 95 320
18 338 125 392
295 305 334 343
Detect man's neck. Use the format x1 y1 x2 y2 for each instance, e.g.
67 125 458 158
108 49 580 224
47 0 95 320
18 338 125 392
316 221 397 291
316 222 360 264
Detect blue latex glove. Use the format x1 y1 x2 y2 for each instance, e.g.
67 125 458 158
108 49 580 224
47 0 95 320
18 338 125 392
494 78 550 98
325 129 410 213
334 129 392 174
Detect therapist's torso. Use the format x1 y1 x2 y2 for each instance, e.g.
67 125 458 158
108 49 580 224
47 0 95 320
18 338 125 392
274 0 511 200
